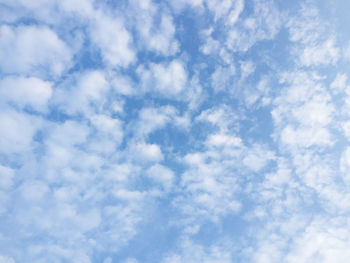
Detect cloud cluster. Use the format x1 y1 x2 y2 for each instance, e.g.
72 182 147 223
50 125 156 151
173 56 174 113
0 0 349 262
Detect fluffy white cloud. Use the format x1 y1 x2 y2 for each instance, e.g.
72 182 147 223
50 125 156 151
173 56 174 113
172 106 255 223
0 76 52 112
0 110 42 154
128 142 164 163
59 0 94 17
1 0 350 262
54 70 109 115
287 5 321 44
86 114 124 155
205 133 242 148
225 0 281 52
0 255 15 263
210 65 235 93
196 105 237 132
206 0 244 25
168 0 204 12
272 71 335 149
146 164 174 192
0 25 72 77
300 38 339 67
242 144 275 172
47 120 89 147
240 60 255 80
111 73 135 96
122 258 138 263
19 180 49 202
130 0 179 55
287 5 339 67
340 147 350 178
137 60 187 98
200 28 220 55
285 217 350 263
162 239 232 263
90 15 135 68
133 105 183 139
280 125 332 148
330 73 347 93
0 165 14 189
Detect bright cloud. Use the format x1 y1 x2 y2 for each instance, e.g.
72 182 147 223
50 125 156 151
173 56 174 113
0 25 72 77
1 0 349 262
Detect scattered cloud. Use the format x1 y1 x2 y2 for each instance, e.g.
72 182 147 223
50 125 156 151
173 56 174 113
0 0 349 262
0 25 72 77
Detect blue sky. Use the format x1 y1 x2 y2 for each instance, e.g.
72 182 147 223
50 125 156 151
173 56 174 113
1 0 350 262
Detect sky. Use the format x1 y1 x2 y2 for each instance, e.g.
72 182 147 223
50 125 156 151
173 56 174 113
0 0 350 262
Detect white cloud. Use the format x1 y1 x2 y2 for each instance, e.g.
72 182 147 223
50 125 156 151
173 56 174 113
210 65 235 93
0 255 15 263
200 31 220 55
0 76 52 112
146 164 174 191
344 42 350 61
300 38 339 67
138 60 187 98
227 0 244 25
0 0 57 23
0 25 72 77
162 239 232 263
287 5 321 44
103 257 112 263
330 73 348 93
262 158 291 190
341 121 350 140
287 5 339 67
47 120 89 147
18 180 49 202
206 0 244 25
291 95 333 127
43 120 92 173
87 114 124 154
128 142 164 163
225 0 281 52
196 105 238 132
205 133 242 148
252 237 284 263
240 60 255 80
179 150 242 220
55 70 109 115
285 217 350 263
272 71 335 149
243 76 272 107
2 0 350 262
111 74 135 96
0 110 42 154
174 106 248 222
168 0 204 12
90 115 123 140
59 0 94 17
147 14 179 55
0 165 14 189
130 0 179 55
131 0 179 56
134 105 181 139
90 14 135 68
340 147 350 178
242 144 275 172
122 258 138 263
280 125 332 149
